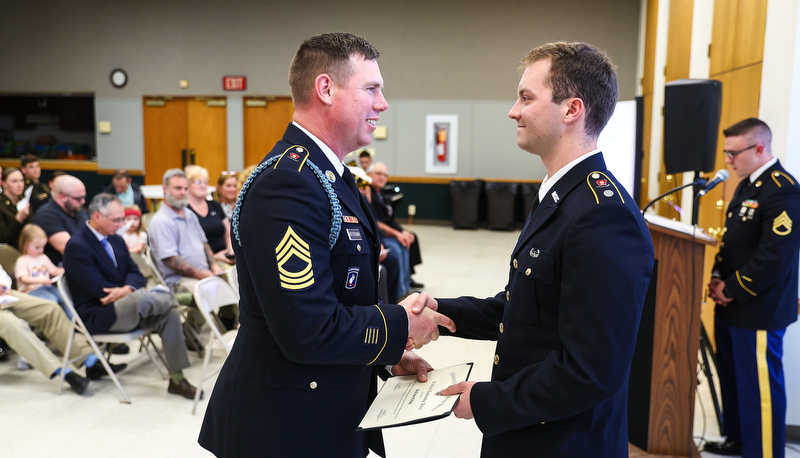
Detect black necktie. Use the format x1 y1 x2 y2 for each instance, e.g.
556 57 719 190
342 167 360 198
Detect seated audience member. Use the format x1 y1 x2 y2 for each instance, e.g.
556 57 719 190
186 166 234 266
0 266 124 386
103 169 149 215
148 169 233 333
358 149 373 171
20 154 51 213
0 168 33 248
0 308 89 394
31 175 90 265
366 163 425 300
121 205 147 254
149 169 223 289
63 193 198 399
213 171 239 220
15 224 67 311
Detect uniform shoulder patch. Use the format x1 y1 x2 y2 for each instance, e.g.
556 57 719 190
771 171 796 188
275 224 315 290
585 171 625 204
273 146 309 172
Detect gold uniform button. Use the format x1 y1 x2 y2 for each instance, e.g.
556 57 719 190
493 354 499 365
742 217 747 222
525 268 532 276
728 212 733 218
310 381 318 389
541 421 546 425
357 244 362 252
513 259 518 269
506 291 510 301
720 242 725 247
499 323 504 333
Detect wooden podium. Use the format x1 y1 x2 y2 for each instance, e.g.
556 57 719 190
628 215 716 457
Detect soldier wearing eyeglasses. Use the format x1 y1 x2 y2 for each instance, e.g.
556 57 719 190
31 174 89 265
705 118 800 458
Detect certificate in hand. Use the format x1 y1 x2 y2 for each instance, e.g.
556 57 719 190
357 362 473 431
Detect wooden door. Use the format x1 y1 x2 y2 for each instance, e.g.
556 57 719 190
243 97 294 168
143 97 228 185
187 98 228 184
143 98 188 185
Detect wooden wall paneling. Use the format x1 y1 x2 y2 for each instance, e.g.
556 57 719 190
665 0 694 83
143 98 188 185
641 94 654 207
243 97 294 169
187 98 228 184
709 0 738 75
734 0 768 68
640 0 660 208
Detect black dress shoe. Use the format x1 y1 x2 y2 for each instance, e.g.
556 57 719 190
65 371 89 395
86 362 128 380
109 343 130 355
409 279 425 288
703 439 742 456
168 378 202 400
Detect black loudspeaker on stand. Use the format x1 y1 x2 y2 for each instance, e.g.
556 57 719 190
664 79 722 175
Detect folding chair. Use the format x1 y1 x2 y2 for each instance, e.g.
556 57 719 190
191 276 239 414
56 276 168 403
0 243 22 286
227 264 240 298
143 245 204 354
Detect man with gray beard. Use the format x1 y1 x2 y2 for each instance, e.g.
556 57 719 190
148 168 223 293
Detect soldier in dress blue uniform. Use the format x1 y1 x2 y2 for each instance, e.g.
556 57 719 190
704 118 800 458
436 42 655 457
198 33 454 458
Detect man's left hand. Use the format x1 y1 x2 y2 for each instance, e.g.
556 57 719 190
440 381 476 419
391 351 434 382
101 286 133 305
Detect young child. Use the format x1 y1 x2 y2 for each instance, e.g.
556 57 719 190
15 224 67 312
121 205 147 254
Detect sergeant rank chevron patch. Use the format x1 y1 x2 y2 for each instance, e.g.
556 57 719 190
275 225 315 290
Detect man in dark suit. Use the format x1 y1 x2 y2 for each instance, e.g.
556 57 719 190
198 33 454 458
63 193 197 398
704 118 800 458
436 42 655 457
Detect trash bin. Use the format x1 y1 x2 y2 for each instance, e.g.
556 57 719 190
449 180 483 229
485 182 519 230
520 183 541 218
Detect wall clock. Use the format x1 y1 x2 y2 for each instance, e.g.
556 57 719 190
110 68 127 88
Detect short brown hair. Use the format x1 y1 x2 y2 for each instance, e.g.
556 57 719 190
289 32 379 106
20 154 39 168
521 42 618 138
723 117 771 143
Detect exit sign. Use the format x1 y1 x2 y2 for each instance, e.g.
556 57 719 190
223 76 247 91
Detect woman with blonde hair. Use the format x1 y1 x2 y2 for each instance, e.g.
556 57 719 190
186 166 234 265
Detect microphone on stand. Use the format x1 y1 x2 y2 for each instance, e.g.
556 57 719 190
697 169 729 197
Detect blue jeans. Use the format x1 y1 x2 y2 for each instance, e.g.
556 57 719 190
381 237 411 303
27 285 71 319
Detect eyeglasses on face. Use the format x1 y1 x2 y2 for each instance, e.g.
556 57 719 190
63 193 86 202
220 171 237 176
722 144 757 159
102 214 125 224
190 180 209 186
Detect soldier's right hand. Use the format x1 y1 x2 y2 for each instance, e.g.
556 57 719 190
400 292 455 350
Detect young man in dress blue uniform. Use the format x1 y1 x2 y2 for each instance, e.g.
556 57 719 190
435 42 655 457
704 118 800 458
198 32 454 458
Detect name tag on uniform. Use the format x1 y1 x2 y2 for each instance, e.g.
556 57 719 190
346 228 362 241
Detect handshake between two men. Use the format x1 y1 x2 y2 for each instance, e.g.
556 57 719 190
387 292 456 382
